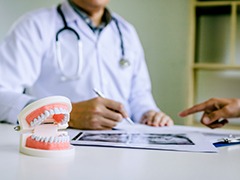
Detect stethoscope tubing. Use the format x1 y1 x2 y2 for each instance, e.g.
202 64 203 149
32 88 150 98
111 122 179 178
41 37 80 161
55 4 128 81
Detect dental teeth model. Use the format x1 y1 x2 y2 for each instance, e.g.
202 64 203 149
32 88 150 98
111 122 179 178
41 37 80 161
17 96 74 157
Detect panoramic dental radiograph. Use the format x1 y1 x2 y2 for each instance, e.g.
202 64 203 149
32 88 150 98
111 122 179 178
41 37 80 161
17 96 74 157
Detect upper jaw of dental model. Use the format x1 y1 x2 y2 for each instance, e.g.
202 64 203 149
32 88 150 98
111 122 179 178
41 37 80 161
26 103 69 127
18 96 72 129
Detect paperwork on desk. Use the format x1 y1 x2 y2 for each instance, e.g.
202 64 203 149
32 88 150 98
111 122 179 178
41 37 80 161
68 124 240 153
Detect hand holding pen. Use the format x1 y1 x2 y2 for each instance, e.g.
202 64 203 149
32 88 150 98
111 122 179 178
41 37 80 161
69 90 134 130
93 89 135 125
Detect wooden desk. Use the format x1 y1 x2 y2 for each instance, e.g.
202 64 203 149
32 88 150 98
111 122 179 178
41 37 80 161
0 124 240 180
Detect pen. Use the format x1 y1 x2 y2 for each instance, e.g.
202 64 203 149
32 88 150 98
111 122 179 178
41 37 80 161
93 89 135 125
218 135 240 143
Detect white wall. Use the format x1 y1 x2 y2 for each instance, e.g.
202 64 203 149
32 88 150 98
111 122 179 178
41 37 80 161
0 0 61 37
0 0 190 125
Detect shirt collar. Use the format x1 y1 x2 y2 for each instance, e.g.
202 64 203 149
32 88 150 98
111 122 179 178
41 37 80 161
68 0 112 34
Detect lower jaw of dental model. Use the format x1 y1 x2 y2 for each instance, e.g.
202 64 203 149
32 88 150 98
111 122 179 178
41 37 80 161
26 133 70 150
18 96 74 156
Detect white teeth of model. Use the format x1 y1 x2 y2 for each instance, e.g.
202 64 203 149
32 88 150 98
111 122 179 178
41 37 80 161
64 136 68 142
54 107 60 114
49 109 54 115
59 108 64 113
41 113 44 118
37 115 41 124
35 136 41 141
62 109 67 114
59 137 63 143
38 117 42 125
40 114 46 124
30 121 34 127
58 135 63 143
63 135 68 142
64 114 69 123
31 135 36 140
57 137 61 143
44 110 50 118
44 137 49 143
61 115 68 124
53 137 58 143
49 136 54 143
33 118 39 126
35 117 40 126
63 136 68 142
40 137 45 142
30 135 70 143
65 136 70 142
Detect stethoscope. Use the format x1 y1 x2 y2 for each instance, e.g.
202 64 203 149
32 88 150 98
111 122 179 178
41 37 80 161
56 4 130 81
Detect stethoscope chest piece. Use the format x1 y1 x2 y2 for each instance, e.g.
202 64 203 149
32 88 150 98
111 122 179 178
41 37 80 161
119 58 130 68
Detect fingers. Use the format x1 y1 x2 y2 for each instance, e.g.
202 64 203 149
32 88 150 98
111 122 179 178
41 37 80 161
200 110 229 129
152 113 173 127
179 98 240 129
102 107 123 122
140 110 154 125
201 116 229 129
100 97 129 119
207 119 229 129
90 97 127 122
141 111 174 127
79 116 120 130
179 102 210 117
96 117 119 130
201 109 223 124
69 98 124 130
88 98 124 129
179 98 225 117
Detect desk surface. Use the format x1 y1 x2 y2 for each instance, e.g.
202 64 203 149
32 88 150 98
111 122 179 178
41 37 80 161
0 124 240 180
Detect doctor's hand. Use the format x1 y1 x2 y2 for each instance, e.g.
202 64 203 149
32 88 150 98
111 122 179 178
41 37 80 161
69 97 128 130
140 110 174 127
179 98 240 129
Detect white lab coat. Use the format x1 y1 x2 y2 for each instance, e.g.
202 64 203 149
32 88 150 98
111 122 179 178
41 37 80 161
0 1 159 124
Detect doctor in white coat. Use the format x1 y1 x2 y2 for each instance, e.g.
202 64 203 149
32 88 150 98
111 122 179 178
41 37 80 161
0 0 173 130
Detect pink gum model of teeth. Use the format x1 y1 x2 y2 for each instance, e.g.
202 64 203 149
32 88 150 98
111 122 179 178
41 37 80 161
26 103 69 127
17 96 74 155
26 128 70 150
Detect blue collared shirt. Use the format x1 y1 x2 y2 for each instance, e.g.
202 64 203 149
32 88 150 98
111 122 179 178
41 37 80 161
69 0 111 35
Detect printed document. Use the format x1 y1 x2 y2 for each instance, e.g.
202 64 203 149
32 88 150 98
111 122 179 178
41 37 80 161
68 124 219 152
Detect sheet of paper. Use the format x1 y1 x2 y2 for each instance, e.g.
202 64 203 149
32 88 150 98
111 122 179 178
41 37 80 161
68 125 218 153
155 125 240 144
